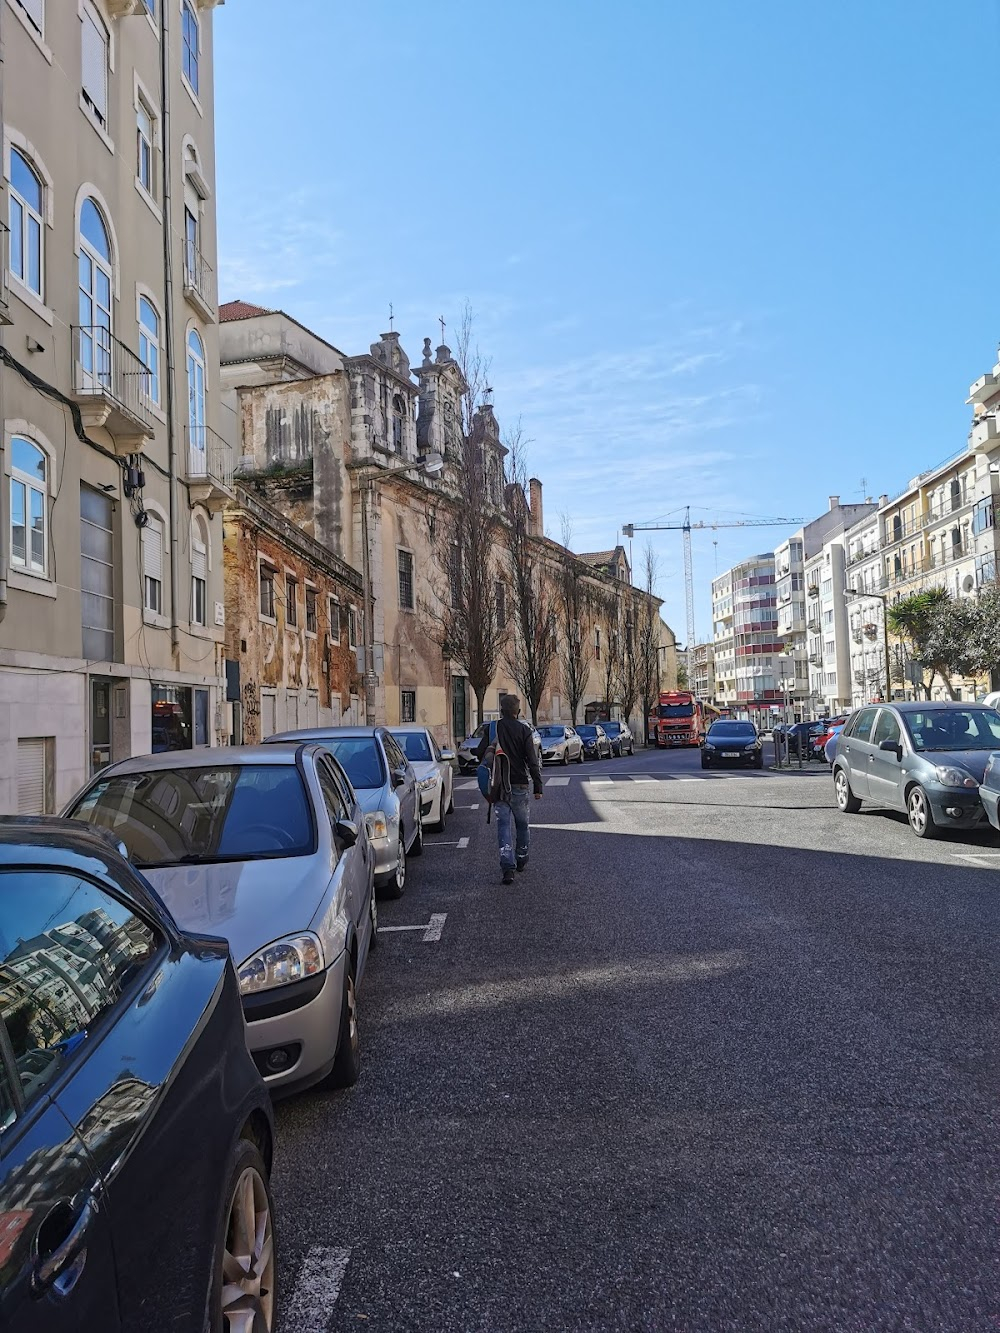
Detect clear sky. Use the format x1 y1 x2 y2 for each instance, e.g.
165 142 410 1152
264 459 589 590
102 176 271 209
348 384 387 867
214 0 1000 645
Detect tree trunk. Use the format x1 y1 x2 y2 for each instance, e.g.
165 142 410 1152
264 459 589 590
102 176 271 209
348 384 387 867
474 685 487 731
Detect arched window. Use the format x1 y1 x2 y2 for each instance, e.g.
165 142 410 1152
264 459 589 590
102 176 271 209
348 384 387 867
142 512 164 614
10 436 47 576
79 198 113 389
9 149 43 296
187 328 206 459
138 296 160 405
391 394 404 453
191 513 208 627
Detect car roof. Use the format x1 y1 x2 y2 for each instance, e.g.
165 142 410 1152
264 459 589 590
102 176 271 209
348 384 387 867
266 727 382 742
0 816 130 858
388 725 432 733
869 702 993 713
89 745 307 776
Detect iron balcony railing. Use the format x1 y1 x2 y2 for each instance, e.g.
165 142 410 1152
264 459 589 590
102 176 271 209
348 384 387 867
72 325 155 432
185 423 234 491
184 239 216 310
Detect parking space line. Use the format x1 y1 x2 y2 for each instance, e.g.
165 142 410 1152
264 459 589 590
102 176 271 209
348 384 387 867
547 776 570 787
424 913 447 942
457 836 470 849
629 776 655 783
455 779 477 791
284 1246 351 1330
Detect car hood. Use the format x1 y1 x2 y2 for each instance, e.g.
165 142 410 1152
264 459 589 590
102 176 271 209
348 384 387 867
924 749 996 784
142 856 325 967
353 787 390 815
408 760 439 781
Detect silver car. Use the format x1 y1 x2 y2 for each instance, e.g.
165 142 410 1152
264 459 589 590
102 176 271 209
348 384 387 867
64 743 375 1097
536 724 584 765
390 726 455 832
268 726 422 896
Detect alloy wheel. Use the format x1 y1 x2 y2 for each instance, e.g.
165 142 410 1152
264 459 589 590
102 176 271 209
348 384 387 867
344 970 359 1057
835 771 849 810
908 787 928 836
221 1167 275 1333
395 839 406 892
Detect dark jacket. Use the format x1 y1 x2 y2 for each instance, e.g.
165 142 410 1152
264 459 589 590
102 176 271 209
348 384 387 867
477 718 543 795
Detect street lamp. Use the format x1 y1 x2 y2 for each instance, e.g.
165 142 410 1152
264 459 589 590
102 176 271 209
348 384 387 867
847 587 892 706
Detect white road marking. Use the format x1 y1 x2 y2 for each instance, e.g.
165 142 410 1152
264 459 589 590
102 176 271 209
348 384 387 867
467 803 480 810
547 776 570 787
424 913 447 942
457 836 470 849
629 775 656 783
455 779 477 790
588 776 613 785
283 1246 351 1330
952 853 1000 865
379 923 429 932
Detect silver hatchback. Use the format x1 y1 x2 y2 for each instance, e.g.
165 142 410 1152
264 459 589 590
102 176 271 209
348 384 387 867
64 743 375 1097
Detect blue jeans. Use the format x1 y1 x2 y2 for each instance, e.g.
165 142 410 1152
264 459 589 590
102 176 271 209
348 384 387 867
496 785 530 869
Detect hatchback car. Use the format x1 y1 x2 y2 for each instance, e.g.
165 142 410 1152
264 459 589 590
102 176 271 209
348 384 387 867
536 724 584 765
0 819 277 1332
267 726 421 898
702 720 764 769
66 744 375 1098
832 702 1000 838
576 724 612 760
601 720 635 757
390 726 455 832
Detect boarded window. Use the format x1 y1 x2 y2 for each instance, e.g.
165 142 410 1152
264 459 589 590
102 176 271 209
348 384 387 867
142 515 163 614
17 736 51 813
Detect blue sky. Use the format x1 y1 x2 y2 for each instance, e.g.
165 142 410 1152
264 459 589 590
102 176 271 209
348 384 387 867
214 0 1000 644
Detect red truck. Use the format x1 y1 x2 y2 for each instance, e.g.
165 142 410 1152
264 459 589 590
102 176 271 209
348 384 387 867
649 691 718 747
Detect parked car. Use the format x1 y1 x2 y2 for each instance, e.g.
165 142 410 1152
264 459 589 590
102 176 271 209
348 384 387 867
823 724 846 765
702 719 764 769
832 702 1000 838
457 721 544 774
266 726 421 898
978 752 1000 831
576 723 612 760
601 720 635 757
66 743 375 1098
780 720 828 759
0 818 278 1332
537 724 584 765
390 725 455 831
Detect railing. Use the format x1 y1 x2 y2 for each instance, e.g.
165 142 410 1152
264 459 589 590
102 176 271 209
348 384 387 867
927 541 970 569
184 240 216 310
72 325 155 432
0 221 11 324
807 616 822 632
185 423 234 491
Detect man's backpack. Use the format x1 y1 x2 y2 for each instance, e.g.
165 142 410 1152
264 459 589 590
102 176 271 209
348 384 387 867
477 739 512 821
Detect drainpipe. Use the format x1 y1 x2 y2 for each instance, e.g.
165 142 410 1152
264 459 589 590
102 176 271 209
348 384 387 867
0 0 7 623
159 0 180 660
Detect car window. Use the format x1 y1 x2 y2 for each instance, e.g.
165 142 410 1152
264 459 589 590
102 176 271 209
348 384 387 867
382 734 407 771
848 708 878 742
0 870 159 1115
324 738 387 790
69 764 315 866
391 732 432 763
708 722 756 738
872 710 901 747
317 759 350 829
904 708 1000 751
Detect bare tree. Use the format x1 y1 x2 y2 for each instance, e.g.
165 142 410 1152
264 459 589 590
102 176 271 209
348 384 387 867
557 515 594 724
636 543 662 745
595 581 624 719
504 427 557 725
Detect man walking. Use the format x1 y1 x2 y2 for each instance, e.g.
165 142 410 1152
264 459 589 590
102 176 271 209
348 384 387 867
477 694 543 884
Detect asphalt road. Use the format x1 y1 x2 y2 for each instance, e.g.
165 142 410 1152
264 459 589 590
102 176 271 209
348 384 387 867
272 743 1000 1332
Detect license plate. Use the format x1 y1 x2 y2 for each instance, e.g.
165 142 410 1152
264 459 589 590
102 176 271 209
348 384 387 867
723 751 739 758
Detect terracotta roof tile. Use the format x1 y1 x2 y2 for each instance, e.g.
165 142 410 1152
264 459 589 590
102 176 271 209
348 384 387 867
219 300 274 323
577 549 617 565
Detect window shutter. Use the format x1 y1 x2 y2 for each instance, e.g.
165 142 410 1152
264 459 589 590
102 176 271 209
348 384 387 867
19 0 44 32
17 737 46 814
143 518 163 583
192 541 207 583
81 6 108 122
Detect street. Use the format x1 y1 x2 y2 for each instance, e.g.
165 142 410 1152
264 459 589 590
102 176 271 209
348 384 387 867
273 744 1000 1332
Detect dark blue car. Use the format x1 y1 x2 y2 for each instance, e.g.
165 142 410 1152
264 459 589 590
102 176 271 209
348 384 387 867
0 819 278 1332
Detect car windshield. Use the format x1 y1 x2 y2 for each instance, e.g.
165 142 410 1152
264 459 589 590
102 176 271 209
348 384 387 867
904 709 1000 752
537 727 565 738
577 726 598 738
68 764 315 867
659 704 692 718
392 732 432 762
603 723 622 735
323 738 387 789
709 723 756 739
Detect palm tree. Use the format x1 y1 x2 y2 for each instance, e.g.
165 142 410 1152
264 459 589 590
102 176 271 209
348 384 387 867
886 587 956 699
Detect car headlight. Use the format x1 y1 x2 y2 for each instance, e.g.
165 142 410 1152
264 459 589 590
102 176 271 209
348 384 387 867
418 775 437 791
934 765 979 789
365 810 389 840
239 933 324 996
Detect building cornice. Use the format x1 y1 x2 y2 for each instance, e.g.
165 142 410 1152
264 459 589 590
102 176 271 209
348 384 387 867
228 485 363 595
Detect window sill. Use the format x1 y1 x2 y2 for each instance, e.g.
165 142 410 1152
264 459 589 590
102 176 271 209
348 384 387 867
134 178 163 224
79 96 115 155
8 567 56 598
5 0 53 62
143 611 169 629
181 73 204 117
305 629 318 640
187 622 215 641
258 613 277 626
9 277 54 326
141 399 167 427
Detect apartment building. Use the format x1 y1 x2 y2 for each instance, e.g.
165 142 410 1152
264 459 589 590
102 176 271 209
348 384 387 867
0 0 227 814
690 641 715 702
843 506 889 708
711 554 780 727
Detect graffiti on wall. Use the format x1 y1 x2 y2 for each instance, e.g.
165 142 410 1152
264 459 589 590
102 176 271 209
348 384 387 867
243 680 260 743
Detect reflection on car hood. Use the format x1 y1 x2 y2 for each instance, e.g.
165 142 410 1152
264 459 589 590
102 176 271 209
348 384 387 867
354 786 390 815
142 856 324 967
408 760 439 781
924 749 995 784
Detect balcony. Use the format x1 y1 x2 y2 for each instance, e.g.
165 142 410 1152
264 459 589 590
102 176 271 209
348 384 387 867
185 424 234 510
808 653 822 667
184 241 216 321
968 372 1000 410
969 413 1000 452
807 615 822 633
72 326 155 450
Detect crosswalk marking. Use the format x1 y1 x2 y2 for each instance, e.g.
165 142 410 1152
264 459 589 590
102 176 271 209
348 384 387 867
547 776 570 787
455 779 478 791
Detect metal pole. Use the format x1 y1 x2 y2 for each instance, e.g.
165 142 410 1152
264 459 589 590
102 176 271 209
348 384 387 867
881 597 892 704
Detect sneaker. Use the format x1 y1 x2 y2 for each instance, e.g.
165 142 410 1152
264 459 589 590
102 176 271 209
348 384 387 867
502 867 515 885
516 856 528 873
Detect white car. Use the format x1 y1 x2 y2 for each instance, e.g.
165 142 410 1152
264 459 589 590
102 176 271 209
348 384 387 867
391 726 456 832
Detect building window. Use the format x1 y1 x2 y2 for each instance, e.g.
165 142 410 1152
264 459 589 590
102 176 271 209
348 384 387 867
328 595 340 643
152 684 192 751
259 562 275 619
184 206 199 285
449 544 461 608
9 148 43 297
142 512 164 614
182 1 200 95
495 579 506 625
10 436 47 576
17 737 52 814
143 0 155 17
191 517 207 626
81 2 109 128
392 395 405 453
401 689 416 723
78 199 113 388
305 586 317 634
137 98 155 197
348 606 358 649
187 328 206 455
194 687 209 746
285 576 298 627
595 627 601 661
14 0 44 36
81 485 114 660
138 296 160 405
398 548 414 610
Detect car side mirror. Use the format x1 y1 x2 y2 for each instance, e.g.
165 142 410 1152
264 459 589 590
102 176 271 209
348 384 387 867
335 818 359 848
440 748 456 762
879 739 901 757
390 767 407 789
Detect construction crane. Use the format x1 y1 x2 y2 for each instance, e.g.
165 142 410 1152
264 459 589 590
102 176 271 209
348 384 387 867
622 508 806 669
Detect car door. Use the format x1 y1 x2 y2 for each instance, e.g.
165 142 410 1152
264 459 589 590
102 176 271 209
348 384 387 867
841 706 879 796
315 756 366 964
867 708 906 808
431 736 453 815
382 732 417 847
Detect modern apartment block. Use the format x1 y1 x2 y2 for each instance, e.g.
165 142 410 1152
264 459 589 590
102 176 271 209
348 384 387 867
0 0 228 814
711 554 780 727
690 641 715 702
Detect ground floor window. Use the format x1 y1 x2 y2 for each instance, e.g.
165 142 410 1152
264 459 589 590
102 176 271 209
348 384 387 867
152 685 192 752
401 688 416 723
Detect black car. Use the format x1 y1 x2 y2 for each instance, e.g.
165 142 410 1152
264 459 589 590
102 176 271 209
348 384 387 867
780 720 828 759
576 724 612 759
702 720 764 769
600 720 635 757
0 819 278 1333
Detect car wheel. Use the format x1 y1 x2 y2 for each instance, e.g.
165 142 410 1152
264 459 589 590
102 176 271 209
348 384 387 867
907 784 939 839
368 885 378 949
209 1137 277 1333
834 767 861 814
385 835 406 898
410 814 424 857
432 800 446 833
562 749 570 766
754 756 764 770
577 747 585 764
701 756 709 769
327 961 361 1088
447 790 455 814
